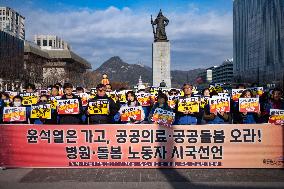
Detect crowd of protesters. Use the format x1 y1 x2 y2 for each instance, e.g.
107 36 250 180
0 81 283 125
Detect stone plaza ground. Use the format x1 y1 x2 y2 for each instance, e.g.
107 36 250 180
0 168 283 189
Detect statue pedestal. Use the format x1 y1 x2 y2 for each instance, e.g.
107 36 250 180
152 41 171 88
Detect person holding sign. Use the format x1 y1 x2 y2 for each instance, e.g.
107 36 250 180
174 84 202 125
87 84 119 124
261 88 284 123
76 86 88 123
233 89 261 124
58 83 83 124
203 91 230 124
115 91 145 124
137 85 151 121
0 92 11 123
148 92 173 124
32 95 55 124
2 95 30 124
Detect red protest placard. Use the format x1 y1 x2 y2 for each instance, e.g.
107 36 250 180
209 97 230 113
57 99 80 115
168 96 178 109
120 106 143 122
232 89 244 101
269 109 284 125
3 107 26 122
79 93 89 107
239 98 260 113
136 93 151 106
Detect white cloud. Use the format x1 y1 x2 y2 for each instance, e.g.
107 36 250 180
22 5 233 70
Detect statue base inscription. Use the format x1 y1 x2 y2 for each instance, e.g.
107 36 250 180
152 41 171 88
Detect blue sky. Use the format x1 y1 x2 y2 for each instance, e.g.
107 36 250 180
1 0 233 70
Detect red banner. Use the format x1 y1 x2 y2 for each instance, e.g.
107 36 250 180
0 124 283 168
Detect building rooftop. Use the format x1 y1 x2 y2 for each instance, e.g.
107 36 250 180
24 41 49 59
24 41 91 69
44 49 91 69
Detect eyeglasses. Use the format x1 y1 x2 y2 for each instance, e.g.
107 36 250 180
98 88 106 92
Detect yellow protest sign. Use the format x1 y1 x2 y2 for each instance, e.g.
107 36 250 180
49 96 61 109
117 91 127 103
200 97 209 109
20 93 38 106
177 97 199 113
31 104 52 119
88 100 109 115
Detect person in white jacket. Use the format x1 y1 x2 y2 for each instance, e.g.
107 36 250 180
115 91 145 124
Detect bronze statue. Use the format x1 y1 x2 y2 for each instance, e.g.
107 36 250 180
151 9 169 42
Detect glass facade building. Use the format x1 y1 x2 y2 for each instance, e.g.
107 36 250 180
0 30 24 90
233 0 284 87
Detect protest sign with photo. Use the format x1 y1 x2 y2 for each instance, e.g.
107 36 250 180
88 99 109 115
49 96 62 109
31 104 52 119
117 91 127 103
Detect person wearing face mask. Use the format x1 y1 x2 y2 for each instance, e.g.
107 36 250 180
148 92 173 123
87 84 119 124
2 95 30 124
115 91 145 124
33 95 57 124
